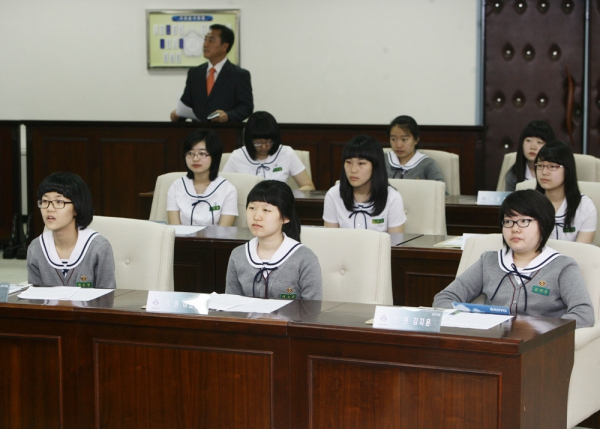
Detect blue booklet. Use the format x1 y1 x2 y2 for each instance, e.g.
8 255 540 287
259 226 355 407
452 302 511 315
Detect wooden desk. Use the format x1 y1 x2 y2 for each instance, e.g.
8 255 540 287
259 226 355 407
0 290 574 429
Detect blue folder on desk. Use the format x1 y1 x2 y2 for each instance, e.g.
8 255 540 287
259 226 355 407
452 302 511 315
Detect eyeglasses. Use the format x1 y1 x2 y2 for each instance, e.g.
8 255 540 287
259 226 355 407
37 199 74 209
501 218 536 228
535 163 563 172
185 151 210 159
252 139 273 148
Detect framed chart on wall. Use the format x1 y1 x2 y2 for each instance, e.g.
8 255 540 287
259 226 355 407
146 9 240 69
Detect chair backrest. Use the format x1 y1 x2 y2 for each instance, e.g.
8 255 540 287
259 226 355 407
496 152 517 191
301 226 393 305
457 234 600 319
149 172 187 222
515 179 536 190
388 178 447 235
89 216 175 291
219 172 264 227
218 150 312 190
382 148 460 195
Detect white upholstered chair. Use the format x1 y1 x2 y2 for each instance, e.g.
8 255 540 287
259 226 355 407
219 150 312 190
457 234 600 428
301 226 392 305
516 180 600 247
388 178 447 235
383 148 460 195
89 216 175 291
148 171 263 228
497 152 600 191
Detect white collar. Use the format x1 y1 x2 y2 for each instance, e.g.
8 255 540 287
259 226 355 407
387 150 427 170
40 228 99 270
207 57 227 75
181 176 227 199
497 246 561 274
240 145 283 166
245 234 303 270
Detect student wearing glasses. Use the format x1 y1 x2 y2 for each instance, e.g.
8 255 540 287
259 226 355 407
534 141 597 244
433 190 594 328
221 111 315 190
167 129 238 226
27 172 116 288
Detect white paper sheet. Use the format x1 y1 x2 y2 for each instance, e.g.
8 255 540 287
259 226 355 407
173 225 206 235
441 310 513 330
208 292 292 313
70 288 113 301
176 99 199 121
18 286 112 302
10 284 31 294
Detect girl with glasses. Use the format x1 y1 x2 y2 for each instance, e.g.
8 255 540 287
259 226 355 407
323 135 406 233
504 120 555 191
534 141 597 243
167 129 238 226
222 111 315 190
433 190 593 327
27 172 116 288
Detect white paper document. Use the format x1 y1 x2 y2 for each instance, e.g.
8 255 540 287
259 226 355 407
208 292 292 313
176 99 199 121
441 310 513 330
172 225 206 235
18 286 112 302
10 284 31 294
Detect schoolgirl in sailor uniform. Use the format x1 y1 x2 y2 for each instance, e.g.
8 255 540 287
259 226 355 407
167 129 238 226
226 180 322 300
504 120 555 192
27 172 116 288
534 141 597 244
323 135 406 233
433 190 594 328
222 111 315 190
384 115 445 184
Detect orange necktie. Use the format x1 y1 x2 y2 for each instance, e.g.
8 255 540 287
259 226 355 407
207 67 215 96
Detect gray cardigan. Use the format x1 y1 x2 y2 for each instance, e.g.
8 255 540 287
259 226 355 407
433 250 594 328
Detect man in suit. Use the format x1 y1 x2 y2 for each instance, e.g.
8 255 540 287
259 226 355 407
170 24 253 123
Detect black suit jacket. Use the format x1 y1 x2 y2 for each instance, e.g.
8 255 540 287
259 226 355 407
180 60 253 122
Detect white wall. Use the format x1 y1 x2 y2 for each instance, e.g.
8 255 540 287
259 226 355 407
0 0 479 125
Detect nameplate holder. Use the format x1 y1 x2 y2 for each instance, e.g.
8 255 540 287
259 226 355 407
477 191 511 206
452 302 510 315
373 306 442 332
0 283 9 303
146 291 210 315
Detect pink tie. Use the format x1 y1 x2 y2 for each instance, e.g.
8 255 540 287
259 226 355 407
207 67 215 96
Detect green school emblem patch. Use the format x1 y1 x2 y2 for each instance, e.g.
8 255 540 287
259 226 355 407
273 166 283 172
280 293 297 299
532 286 550 296
210 205 221 211
372 218 384 224
76 281 93 288
563 226 576 233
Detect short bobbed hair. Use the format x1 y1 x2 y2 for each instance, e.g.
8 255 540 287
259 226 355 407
209 24 234 53
37 171 94 230
243 111 282 160
535 140 581 229
500 189 555 253
246 180 301 241
509 120 555 183
183 129 223 181
339 135 389 216
388 115 420 141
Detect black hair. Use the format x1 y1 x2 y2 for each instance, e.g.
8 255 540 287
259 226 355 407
243 111 282 160
509 120 556 183
500 189 555 253
339 135 389 217
388 115 420 141
534 140 581 230
183 129 223 181
37 171 94 230
209 24 234 53
246 180 301 241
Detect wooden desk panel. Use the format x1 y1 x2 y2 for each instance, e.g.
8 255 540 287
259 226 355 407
0 121 20 246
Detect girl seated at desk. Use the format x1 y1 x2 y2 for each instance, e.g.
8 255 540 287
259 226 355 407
27 172 116 288
504 120 555 192
323 135 406 233
221 111 315 190
535 141 597 244
225 180 322 300
385 115 444 183
433 190 594 328
167 129 238 226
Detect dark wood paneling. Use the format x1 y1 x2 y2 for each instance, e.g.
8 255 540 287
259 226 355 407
0 121 20 246
588 2 600 157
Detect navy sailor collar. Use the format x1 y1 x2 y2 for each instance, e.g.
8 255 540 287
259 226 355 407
40 228 99 270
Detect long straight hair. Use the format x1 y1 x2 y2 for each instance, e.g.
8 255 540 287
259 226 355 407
246 180 301 241
339 135 389 217
535 141 581 229
509 120 555 183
